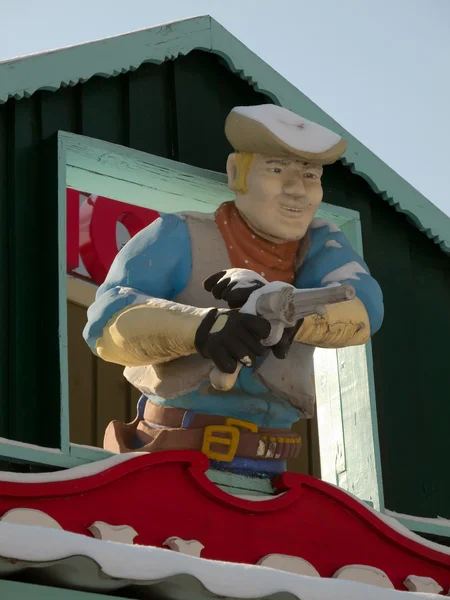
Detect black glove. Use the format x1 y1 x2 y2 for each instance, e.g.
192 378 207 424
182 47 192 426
203 269 303 361
203 269 266 309
270 320 304 359
195 309 271 374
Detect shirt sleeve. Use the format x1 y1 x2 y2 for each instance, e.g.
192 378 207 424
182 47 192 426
296 219 384 335
82 213 192 352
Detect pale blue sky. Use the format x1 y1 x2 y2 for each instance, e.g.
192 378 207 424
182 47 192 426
2 0 450 217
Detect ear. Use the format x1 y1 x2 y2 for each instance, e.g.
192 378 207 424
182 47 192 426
226 153 237 191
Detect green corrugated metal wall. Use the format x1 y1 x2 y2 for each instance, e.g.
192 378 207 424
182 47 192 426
0 91 61 448
323 163 450 519
0 50 449 518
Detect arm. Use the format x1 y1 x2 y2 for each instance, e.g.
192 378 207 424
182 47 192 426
83 214 270 372
83 214 209 367
294 219 384 348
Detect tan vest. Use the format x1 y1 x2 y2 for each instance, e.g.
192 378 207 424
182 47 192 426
124 212 316 418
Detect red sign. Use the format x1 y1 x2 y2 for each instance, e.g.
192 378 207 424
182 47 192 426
66 189 159 286
1 450 449 592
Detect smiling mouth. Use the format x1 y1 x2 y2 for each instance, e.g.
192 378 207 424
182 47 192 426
279 204 304 214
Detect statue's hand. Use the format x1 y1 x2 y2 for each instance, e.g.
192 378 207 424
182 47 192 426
203 268 268 309
195 309 270 374
270 320 304 359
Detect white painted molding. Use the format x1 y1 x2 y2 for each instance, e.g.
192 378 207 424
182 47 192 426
0 508 62 529
163 537 204 557
257 554 320 577
403 575 443 594
88 521 137 544
334 565 395 589
385 509 450 540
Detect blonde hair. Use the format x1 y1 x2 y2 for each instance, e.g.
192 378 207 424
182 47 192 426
231 152 254 194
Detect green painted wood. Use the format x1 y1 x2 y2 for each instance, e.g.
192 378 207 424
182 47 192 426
39 87 82 452
57 136 70 453
80 75 127 145
174 50 270 172
69 443 112 462
0 438 111 468
0 104 9 438
212 484 273 497
313 215 384 511
0 16 212 104
0 440 84 468
406 226 450 520
0 579 132 600
128 61 174 158
63 131 229 184
206 468 275 496
8 96 39 443
324 167 385 505
362 336 384 508
387 513 450 539
322 161 450 522
6 98 59 448
313 347 345 487
64 131 233 212
324 163 435 518
370 201 433 517
337 219 383 511
40 87 78 140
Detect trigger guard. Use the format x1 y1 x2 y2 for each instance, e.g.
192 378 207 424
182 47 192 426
262 321 285 347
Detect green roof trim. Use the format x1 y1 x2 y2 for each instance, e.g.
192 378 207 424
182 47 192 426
1 15 449 254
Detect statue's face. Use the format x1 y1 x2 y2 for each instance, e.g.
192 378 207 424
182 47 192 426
233 154 323 242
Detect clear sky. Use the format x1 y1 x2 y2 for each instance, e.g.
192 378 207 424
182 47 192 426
2 0 450 217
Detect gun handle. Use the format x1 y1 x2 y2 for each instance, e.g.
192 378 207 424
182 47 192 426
210 363 243 391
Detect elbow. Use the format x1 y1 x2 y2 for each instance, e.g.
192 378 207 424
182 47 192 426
296 297 371 348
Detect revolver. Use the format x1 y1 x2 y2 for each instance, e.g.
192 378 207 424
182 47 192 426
210 281 356 391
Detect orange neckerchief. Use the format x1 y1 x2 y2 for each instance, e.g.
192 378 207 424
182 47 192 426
215 202 299 283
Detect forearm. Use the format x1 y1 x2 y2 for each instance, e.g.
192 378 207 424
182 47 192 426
295 297 370 348
95 298 213 367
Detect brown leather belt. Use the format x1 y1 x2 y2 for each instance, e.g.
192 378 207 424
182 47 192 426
103 402 301 462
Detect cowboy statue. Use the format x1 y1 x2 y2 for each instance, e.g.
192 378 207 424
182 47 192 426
83 104 384 480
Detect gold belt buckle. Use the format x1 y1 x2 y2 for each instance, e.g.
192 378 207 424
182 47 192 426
201 418 258 462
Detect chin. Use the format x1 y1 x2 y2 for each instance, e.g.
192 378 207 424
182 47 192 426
270 227 307 242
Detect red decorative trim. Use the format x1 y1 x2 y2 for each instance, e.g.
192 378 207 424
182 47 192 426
0 451 449 591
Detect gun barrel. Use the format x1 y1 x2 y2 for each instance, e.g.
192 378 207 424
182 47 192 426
254 283 356 336
291 283 355 307
210 283 356 390
287 283 355 322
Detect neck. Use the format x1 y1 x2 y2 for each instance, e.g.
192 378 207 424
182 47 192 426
238 210 285 244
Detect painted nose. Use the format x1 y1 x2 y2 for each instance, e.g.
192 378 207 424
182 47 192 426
283 178 305 197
